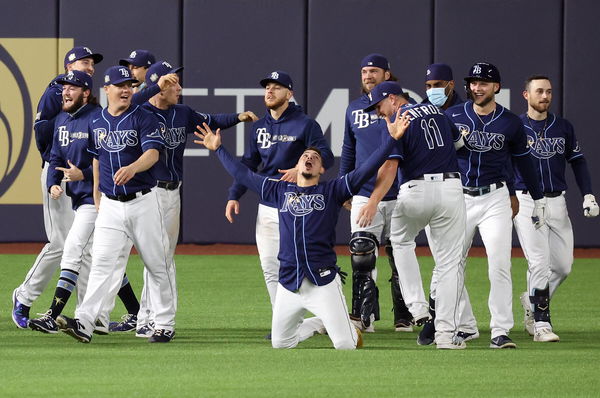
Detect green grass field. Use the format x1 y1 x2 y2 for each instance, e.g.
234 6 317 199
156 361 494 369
1 253 599 397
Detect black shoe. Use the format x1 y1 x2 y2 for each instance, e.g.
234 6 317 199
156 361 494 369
58 315 92 343
457 330 480 342
149 329 175 343
417 319 435 345
394 319 413 332
29 311 59 334
490 335 516 349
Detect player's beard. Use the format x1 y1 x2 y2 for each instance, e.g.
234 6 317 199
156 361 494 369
474 92 494 108
301 172 318 181
62 95 85 113
265 96 288 110
531 101 550 114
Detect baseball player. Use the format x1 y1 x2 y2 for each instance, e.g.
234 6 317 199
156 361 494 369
340 53 413 333
225 71 334 322
514 75 598 342
418 63 466 345
12 46 102 329
131 60 257 337
422 63 464 110
194 112 411 349
447 62 546 349
58 65 174 344
27 71 101 333
361 81 467 349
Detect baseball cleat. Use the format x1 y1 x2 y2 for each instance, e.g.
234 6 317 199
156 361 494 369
412 312 432 327
436 336 466 350
355 327 363 349
109 314 138 332
136 323 155 338
457 330 480 342
94 319 109 335
490 335 517 349
29 311 59 334
59 315 92 343
417 320 435 345
11 288 30 329
520 292 535 336
148 329 175 343
533 327 560 342
394 319 414 332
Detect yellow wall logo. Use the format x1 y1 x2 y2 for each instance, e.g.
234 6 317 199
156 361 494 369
0 38 73 204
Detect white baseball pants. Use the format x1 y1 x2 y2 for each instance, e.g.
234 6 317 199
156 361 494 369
271 275 359 350
255 204 280 308
15 162 74 306
390 177 465 342
75 189 175 334
514 191 573 298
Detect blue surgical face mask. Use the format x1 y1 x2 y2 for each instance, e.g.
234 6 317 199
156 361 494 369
426 84 450 107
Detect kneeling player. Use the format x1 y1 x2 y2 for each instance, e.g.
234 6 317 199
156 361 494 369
193 112 410 349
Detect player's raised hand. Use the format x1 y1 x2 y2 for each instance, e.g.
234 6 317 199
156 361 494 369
50 185 63 200
193 123 222 151
56 159 84 182
157 73 178 91
278 168 298 182
225 200 240 223
385 110 411 140
238 111 259 122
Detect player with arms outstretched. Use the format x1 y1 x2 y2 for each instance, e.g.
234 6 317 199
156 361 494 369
194 110 410 349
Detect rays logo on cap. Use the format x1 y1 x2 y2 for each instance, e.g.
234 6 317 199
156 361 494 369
119 67 130 77
162 61 172 68
83 47 92 54
150 73 158 82
271 71 279 79
473 65 482 74
130 51 137 58
67 71 74 79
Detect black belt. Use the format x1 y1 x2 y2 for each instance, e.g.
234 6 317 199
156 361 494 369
463 182 504 196
521 190 562 198
157 180 180 190
414 172 461 181
105 188 151 202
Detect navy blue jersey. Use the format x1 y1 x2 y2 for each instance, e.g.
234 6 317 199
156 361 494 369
339 94 399 201
47 103 101 210
132 84 160 106
421 90 464 108
34 75 65 162
388 103 461 183
447 101 531 187
227 102 334 206
88 105 165 196
141 102 239 182
216 134 395 291
514 113 585 192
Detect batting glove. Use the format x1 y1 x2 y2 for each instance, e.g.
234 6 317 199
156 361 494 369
583 194 599 217
531 198 547 229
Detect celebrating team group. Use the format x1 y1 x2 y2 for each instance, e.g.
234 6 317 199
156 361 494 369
10 46 598 350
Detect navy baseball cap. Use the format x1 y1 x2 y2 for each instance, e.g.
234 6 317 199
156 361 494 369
426 63 453 81
56 70 93 90
260 70 293 90
364 81 404 112
64 46 103 69
360 53 390 70
119 50 156 68
103 66 138 86
145 61 183 87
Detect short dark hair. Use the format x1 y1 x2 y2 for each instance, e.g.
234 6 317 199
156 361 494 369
304 146 322 159
524 75 550 90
